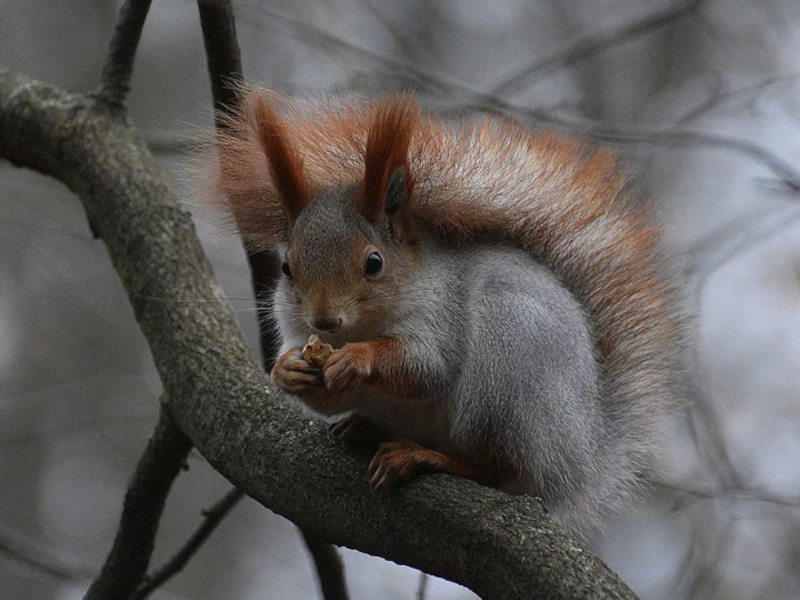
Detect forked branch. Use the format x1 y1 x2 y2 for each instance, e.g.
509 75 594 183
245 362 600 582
84 406 192 600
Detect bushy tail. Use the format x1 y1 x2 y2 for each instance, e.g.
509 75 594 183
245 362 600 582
419 122 679 440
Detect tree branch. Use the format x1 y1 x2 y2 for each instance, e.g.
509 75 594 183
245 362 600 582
0 68 637 600
94 0 153 113
0 525 93 582
131 487 245 600
197 0 244 120
196 3 349 598
496 117 800 193
83 405 193 600
416 572 430 600
299 530 350 600
196 0 283 366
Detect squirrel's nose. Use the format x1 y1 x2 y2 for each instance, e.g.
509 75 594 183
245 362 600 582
311 312 342 331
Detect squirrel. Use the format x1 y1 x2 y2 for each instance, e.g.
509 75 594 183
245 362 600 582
206 89 682 539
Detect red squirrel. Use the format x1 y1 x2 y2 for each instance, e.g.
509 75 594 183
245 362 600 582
207 89 681 538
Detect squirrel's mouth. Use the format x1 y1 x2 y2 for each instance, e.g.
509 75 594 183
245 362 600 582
309 321 342 334
305 309 382 346
307 322 374 349
306 318 345 340
310 326 342 339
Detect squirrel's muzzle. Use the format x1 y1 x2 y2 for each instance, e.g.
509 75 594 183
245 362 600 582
310 309 343 332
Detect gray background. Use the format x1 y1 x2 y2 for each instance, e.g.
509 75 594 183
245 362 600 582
2 0 800 598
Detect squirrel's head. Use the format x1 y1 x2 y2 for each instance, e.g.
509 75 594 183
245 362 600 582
253 93 419 341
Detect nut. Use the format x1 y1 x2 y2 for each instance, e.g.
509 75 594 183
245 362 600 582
302 334 335 368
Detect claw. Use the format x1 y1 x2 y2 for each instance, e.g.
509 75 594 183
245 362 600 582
272 348 332 408
367 440 424 490
365 440 497 489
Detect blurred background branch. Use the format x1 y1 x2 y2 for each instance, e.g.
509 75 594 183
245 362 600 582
85 406 192 600
130 487 245 600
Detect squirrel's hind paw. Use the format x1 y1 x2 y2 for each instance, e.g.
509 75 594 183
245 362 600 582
368 440 427 490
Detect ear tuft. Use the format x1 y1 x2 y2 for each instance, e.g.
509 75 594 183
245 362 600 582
195 88 291 250
251 92 311 223
357 93 419 222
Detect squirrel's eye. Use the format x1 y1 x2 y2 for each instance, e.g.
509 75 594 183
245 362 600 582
365 252 383 276
281 261 292 279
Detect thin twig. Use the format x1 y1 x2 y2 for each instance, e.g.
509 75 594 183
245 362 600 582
197 0 244 121
95 0 154 113
131 488 245 600
84 405 193 600
686 206 800 284
589 128 800 192
0 530 90 582
300 531 350 600
415 572 430 600
672 70 800 126
491 0 706 95
355 0 422 62
196 0 282 365
249 4 494 99
250 4 800 193
656 481 800 510
461 103 800 193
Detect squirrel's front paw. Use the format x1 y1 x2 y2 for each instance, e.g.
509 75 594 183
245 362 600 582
271 348 328 406
323 342 374 394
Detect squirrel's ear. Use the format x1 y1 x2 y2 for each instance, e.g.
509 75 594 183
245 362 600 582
357 94 418 223
251 93 310 224
385 168 409 216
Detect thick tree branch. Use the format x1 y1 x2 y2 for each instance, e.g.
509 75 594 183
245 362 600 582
94 0 153 113
0 69 637 599
196 3 349 598
84 405 193 600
